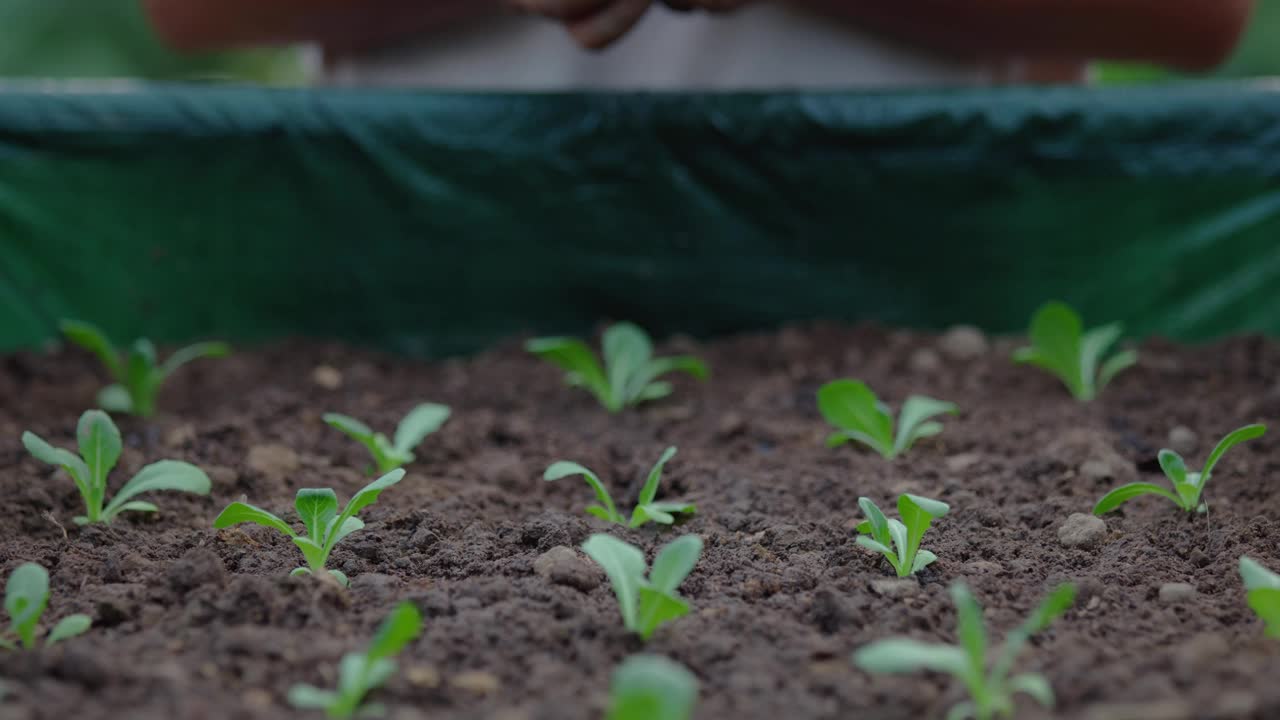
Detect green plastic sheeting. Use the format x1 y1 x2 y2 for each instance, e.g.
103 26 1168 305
2 83 1280 357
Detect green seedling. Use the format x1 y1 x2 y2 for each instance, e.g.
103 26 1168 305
1 563 91 651
583 534 702 640
213 469 404 586
818 379 957 459
289 601 422 718
1094 424 1265 515
607 654 699 720
1011 302 1137 402
323 403 451 474
855 583 1076 720
527 322 708 412
856 494 950 577
60 319 229 417
1240 556 1280 638
544 446 694 528
22 409 212 525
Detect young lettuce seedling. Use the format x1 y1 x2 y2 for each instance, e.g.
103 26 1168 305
856 494 950 577
606 654 699 720
583 534 702 640
1093 424 1266 515
289 601 422 718
213 469 405 586
855 583 1076 720
818 379 957 459
526 322 708 412
1011 302 1137 402
1240 556 1280 639
323 403 451 474
544 446 695 528
1 563 91 651
22 410 212 525
60 319 229 417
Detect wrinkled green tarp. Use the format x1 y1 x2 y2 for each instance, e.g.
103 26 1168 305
2 83 1280 356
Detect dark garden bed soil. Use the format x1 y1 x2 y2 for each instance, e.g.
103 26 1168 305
2 324 1280 720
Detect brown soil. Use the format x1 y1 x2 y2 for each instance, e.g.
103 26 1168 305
1 324 1278 720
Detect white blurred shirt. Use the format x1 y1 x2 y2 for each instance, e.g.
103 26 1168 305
328 4 990 90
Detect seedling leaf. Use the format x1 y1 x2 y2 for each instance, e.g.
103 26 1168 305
648 535 703 593
367 602 423 661
1094 424 1265 515
583 534 646 630
545 461 621 524
46 614 92 646
392 403 451 455
856 494 948 577
296 489 339 540
60 319 227 417
3 562 92 650
1014 302 1136 401
25 411 210 524
819 380 956 459
583 534 702 640
103 460 210 521
855 583 1074 720
529 323 707 412
326 405 450 473
5 563 49 649
1240 556 1280 638
607 654 698 720
854 638 968 675
547 448 693 529
214 502 296 537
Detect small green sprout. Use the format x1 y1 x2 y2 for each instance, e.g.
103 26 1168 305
582 533 702 640
213 469 405 586
855 583 1076 720
1 563 91 651
22 409 212 525
1093 424 1265 515
818 379 957 459
60 319 229 417
323 403 451 474
607 654 699 720
1240 556 1280 638
526 322 708 412
289 601 422 718
856 494 950 577
544 446 694 529
1011 302 1137 402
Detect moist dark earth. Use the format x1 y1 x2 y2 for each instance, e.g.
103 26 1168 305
1 324 1279 720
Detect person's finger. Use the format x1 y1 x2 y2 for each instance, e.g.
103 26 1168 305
566 0 650 50
511 0 610 20
688 0 748 11
661 0 694 12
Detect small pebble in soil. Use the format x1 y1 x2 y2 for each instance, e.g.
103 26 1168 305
1058 513 1107 549
1167 425 1198 456
945 452 983 473
311 365 343 390
449 670 501 694
163 424 196 449
405 665 441 688
1158 582 1197 605
909 348 942 374
533 546 600 592
247 444 300 479
869 577 918 598
937 325 990 360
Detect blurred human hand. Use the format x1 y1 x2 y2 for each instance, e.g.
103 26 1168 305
512 0 653 49
513 0 751 49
